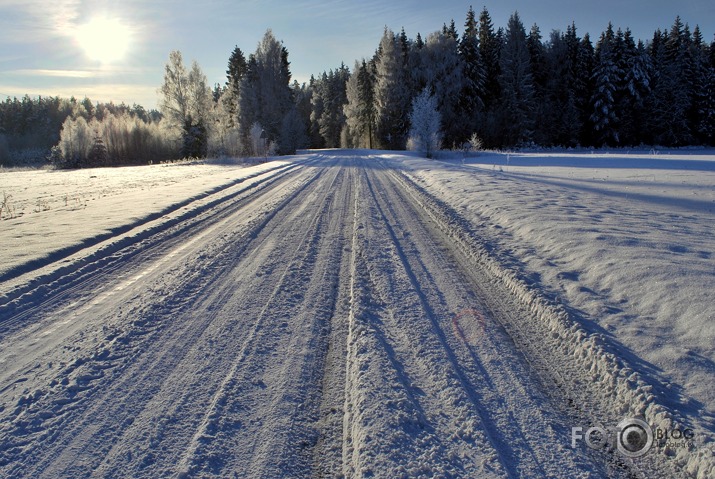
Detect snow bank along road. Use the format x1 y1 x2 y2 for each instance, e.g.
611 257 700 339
0 152 707 478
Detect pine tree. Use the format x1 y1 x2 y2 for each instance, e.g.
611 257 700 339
688 25 712 144
496 12 535 146
279 107 307 154
527 24 550 144
311 65 350 148
623 37 652 144
87 132 109 166
643 18 695 145
478 8 501 106
576 32 595 145
222 46 247 128
344 60 376 148
237 30 294 153
478 7 502 145
590 24 620 145
458 6 485 140
374 28 411 149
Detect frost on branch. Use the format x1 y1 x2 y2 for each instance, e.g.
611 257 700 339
407 89 442 158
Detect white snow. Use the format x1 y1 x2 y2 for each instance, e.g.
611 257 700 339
387 148 715 476
0 158 296 286
1 150 713 478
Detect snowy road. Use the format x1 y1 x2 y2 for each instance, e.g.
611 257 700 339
0 152 693 477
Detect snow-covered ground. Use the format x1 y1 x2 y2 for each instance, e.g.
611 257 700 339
0 158 296 285
390 149 715 470
0 150 713 478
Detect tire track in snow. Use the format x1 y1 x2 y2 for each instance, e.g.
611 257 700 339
0 159 307 329
0 160 326 478
174 158 348 478
338 161 618 478
384 163 682 479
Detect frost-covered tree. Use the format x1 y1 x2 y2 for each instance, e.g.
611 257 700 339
344 60 376 148
58 115 93 167
418 32 465 146
237 30 293 153
407 88 442 158
159 50 212 156
374 28 411 149
160 51 211 132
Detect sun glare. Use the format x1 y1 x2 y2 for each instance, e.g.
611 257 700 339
75 17 131 64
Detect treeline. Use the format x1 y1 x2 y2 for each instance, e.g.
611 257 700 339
3 8 714 168
0 96 175 167
301 8 715 150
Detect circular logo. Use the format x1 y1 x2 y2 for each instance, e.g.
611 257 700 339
616 418 654 458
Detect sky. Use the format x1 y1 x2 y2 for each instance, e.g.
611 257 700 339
1 0 713 110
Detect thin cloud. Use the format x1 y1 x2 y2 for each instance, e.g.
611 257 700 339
11 69 97 78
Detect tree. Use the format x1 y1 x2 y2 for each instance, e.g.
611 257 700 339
237 30 294 153
344 60 376 148
458 6 485 142
87 131 109 166
590 24 620 145
419 32 465 146
478 7 501 110
159 50 212 156
407 88 442 158
279 107 307 154
311 65 350 148
160 51 211 131
496 12 535 146
374 28 412 149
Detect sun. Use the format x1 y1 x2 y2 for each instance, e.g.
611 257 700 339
75 16 132 64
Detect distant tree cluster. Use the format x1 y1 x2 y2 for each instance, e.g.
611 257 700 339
50 109 177 168
300 8 715 150
0 95 174 167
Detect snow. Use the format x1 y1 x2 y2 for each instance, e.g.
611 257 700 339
0 158 296 288
0 150 713 478
387 148 715 477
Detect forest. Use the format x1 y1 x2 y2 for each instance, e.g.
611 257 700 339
1 7 714 167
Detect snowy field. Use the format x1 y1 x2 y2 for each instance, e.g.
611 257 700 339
0 158 296 287
0 150 713 478
394 150 715 409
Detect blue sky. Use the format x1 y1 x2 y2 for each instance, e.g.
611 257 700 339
1 0 713 109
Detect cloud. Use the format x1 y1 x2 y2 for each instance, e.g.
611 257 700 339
10 69 97 78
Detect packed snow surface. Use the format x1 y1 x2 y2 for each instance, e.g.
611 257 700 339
0 150 712 478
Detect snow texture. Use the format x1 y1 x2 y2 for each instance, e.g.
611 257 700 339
0 150 712 478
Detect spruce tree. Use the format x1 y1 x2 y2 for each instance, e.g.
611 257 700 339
374 28 411 149
590 25 620 145
496 12 535 147
458 6 485 141
344 60 376 148
237 30 294 152
478 7 502 145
